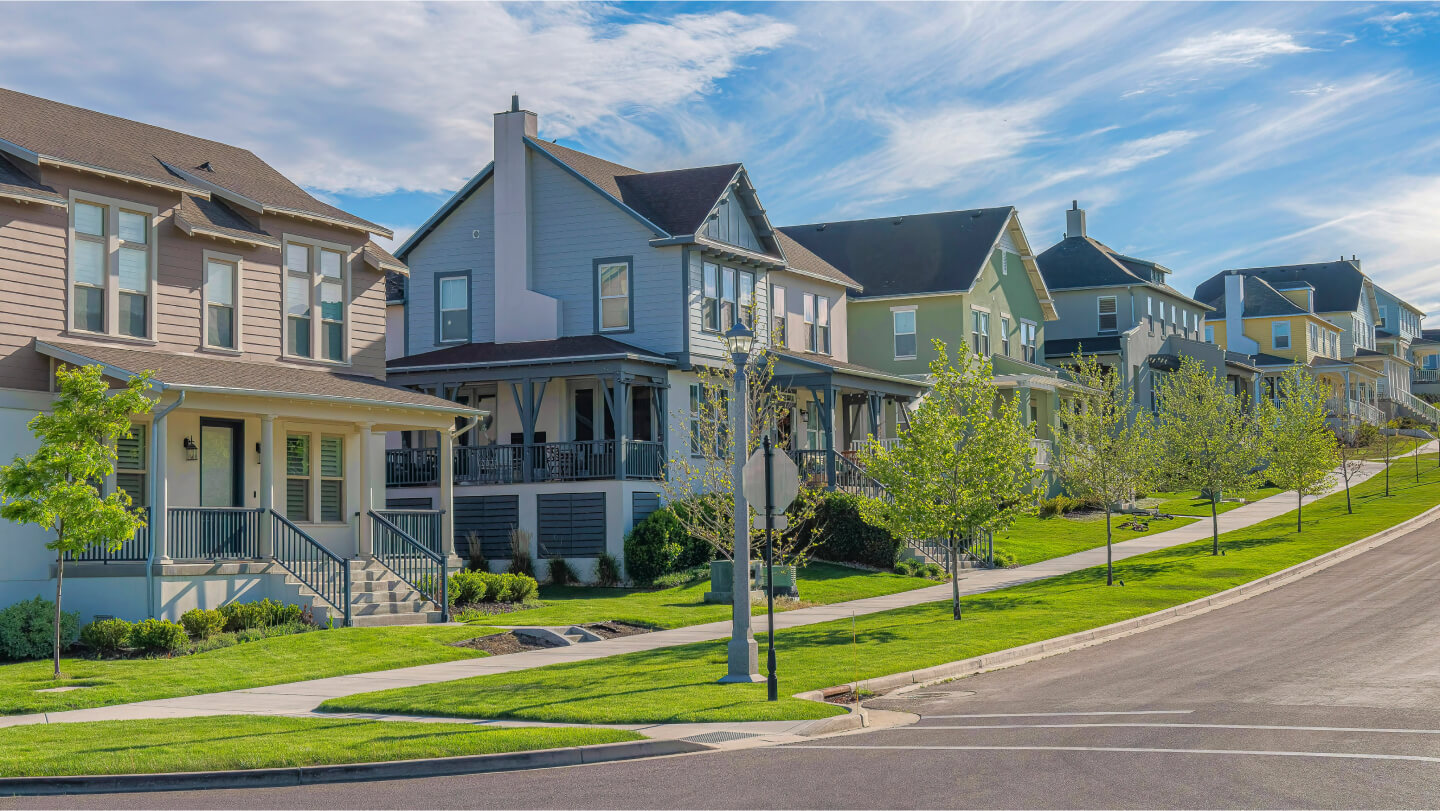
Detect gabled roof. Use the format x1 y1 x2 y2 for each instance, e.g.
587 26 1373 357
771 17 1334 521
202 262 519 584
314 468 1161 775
1195 260 1366 315
173 194 277 247
362 240 407 276
1044 336 1123 357
0 153 63 206
387 335 674 372
1035 236 1211 310
1203 275 1312 320
0 87 387 236
773 231 860 290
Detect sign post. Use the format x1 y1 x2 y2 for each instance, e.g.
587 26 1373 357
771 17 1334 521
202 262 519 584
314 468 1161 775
743 438 799 701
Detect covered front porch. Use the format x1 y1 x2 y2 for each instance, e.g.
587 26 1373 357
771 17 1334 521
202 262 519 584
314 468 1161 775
1306 358 1384 427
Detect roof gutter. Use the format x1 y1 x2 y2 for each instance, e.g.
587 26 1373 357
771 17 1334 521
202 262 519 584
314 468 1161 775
39 156 208 197
0 188 66 208
389 351 677 374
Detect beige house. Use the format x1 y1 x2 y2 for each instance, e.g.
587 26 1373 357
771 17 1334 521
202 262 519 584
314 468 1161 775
0 88 478 626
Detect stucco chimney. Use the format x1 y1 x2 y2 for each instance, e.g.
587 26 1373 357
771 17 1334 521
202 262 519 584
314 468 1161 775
492 95 561 343
1224 272 1259 354
1065 200 1086 239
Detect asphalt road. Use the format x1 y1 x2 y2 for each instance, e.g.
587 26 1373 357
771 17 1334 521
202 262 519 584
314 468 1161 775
10 518 1440 809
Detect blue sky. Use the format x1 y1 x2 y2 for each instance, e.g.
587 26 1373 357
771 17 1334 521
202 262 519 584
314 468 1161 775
4 2 1439 313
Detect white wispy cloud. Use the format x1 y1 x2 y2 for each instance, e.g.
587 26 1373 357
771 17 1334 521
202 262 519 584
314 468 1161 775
1158 28 1314 67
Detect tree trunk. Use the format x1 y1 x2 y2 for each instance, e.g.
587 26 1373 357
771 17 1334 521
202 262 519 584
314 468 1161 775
1415 445 1421 482
1105 507 1113 586
1344 468 1353 514
949 531 961 620
1385 457 1391 497
52 547 64 680
1210 498 1219 555
1296 489 1303 533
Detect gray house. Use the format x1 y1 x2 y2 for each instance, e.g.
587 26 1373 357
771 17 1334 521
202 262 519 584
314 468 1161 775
1036 203 1256 410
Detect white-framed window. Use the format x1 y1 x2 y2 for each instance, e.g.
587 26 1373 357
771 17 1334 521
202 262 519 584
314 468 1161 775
971 308 990 355
1147 297 1155 335
1378 305 1388 329
1020 319 1038 363
813 295 831 354
893 307 917 360
285 431 346 523
319 435 344 523
738 270 755 329
285 434 311 522
720 266 736 328
702 263 720 332
1272 321 1291 350
1001 251 1009 276
1001 315 1011 356
1308 323 1320 351
284 236 350 362
771 284 787 347
68 193 156 339
202 251 241 351
688 383 728 456
597 260 630 332
803 293 814 350
1098 296 1118 333
437 273 470 343
1205 324 1215 344
115 423 147 508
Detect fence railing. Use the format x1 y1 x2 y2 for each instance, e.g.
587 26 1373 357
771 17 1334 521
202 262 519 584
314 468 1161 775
386 447 438 487
910 530 994 575
455 444 524 484
271 510 351 626
625 440 666 480
530 440 616 482
168 507 262 560
68 507 151 562
370 510 448 622
375 509 444 555
1030 438 1053 468
387 440 663 486
848 437 903 452
787 448 887 499
1414 369 1440 384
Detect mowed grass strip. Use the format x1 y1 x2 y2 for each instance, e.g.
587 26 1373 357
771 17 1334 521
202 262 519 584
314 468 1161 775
0 626 501 716
487 561 936 630
1144 486 1285 517
996 513 1197 566
322 458 1440 725
0 716 641 777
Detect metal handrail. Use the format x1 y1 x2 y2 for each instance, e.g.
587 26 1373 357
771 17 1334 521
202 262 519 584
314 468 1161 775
168 507 262 560
369 510 448 622
270 510 351 627
68 506 151 562
374 509 444 555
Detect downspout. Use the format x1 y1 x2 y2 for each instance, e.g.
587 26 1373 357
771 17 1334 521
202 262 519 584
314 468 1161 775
146 388 184 618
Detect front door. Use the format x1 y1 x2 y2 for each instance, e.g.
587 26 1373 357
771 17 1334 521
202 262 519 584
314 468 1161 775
200 419 244 507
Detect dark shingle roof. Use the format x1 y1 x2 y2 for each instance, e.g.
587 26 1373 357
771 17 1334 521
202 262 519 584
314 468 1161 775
1202 275 1311 319
1044 336 1123 357
37 340 470 413
773 231 860 290
0 87 385 235
175 194 276 245
778 208 1013 299
1195 260 1366 315
0 153 62 204
388 335 674 371
1250 352 1300 366
1035 236 1209 308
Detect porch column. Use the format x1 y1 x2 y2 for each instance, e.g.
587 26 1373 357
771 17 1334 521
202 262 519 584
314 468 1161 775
357 422 374 558
866 391 884 442
812 386 836 490
258 415 275 559
1342 370 1352 416
617 377 631 480
153 402 171 563
439 427 457 559
1017 386 1032 425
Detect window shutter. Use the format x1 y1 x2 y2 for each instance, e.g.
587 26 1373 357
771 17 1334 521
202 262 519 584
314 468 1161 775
286 480 310 521
1098 297 1118 332
116 473 146 507
320 481 343 523
116 426 145 470
286 435 309 476
320 437 343 477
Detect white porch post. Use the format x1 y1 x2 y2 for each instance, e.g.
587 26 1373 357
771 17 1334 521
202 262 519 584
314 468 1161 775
357 422 374 558
439 427 457 560
153 405 171 563
259 415 275 558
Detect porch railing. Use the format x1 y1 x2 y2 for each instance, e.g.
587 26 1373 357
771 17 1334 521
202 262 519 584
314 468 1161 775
529 440 615 481
788 448 887 500
455 444 524 484
625 440 666 480
1414 369 1440 384
375 509 444 555
67 507 151 562
271 510 351 627
848 437 903 452
1030 438 1053 469
387 440 662 487
370 510 448 622
168 507 262 560
387 447 438 487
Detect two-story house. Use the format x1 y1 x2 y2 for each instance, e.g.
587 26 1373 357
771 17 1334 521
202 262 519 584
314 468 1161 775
1034 203 1258 411
386 98 924 579
777 206 1069 470
1372 281 1435 408
1414 328 1440 405
0 88 478 626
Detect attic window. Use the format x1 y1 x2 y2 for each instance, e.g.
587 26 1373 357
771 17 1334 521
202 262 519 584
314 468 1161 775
196 161 214 172
1098 296 1119 333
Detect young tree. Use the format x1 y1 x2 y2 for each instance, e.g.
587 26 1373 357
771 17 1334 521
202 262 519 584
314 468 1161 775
1333 422 1368 515
1052 353 1155 586
0 364 155 678
860 340 1035 619
1377 416 1400 496
1155 356 1263 555
1261 364 1339 533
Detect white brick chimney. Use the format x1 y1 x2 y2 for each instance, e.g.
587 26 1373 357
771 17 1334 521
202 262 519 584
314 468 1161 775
1065 200 1086 239
493 94 561 343
1224 272 1259 354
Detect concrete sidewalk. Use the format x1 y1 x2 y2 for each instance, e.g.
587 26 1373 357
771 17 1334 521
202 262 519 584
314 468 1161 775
0 459 1394 731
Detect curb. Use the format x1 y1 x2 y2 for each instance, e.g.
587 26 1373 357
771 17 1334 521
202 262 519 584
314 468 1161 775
817 499 1440 699
790 703 868 736
0 738 711 796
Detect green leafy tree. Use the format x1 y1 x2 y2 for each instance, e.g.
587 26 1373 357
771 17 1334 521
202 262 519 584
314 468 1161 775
1155 356 1263 555
1261 364 1339 533
860 340 1035 619
1053 353 1155 586
0 364 155 677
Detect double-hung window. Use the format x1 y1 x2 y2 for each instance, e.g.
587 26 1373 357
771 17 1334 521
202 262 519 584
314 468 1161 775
1098 296 1119 333
720 267 736 328
1020 320 1038 363
69 195 155 339
437 273 470 343
285 432 346 523
971 309 990 355
285 434 311 521
1308 323 1320 352
319 436 344 523
596 260 630 332
688 384 728 456
771 284 787 347
811 295 831 354
1378 305 1387 329
1205 324 1215 344
893 308 917 360
1001 315 1011 356
1272 321 1291 350
738 271 755 329
203 253 240 351
803 293 815 351
285 237 349 362
115 424 147 508
702 263 720 331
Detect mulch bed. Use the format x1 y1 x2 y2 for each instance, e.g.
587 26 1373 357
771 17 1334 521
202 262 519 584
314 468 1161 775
578 621 652 639
451 621 654 656
453 601 544 617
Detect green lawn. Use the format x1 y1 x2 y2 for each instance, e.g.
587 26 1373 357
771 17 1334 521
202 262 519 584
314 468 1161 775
995 512 1197 567
1353 436 1429 460
484 561 936 630
0 716 641 777
1145 486 1286 517
0 625 500 716
322 457 1440 726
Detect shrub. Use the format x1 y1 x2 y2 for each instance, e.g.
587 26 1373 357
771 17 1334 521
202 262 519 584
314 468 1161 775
508 528 535 579
448 571 490 606
179 608 225 640
921 562 945 579
0 597 79 661
1354 422 1380 447
803 493 904 569
547 557 576 587
466 532 488 573
649 564 710 590
893 558 918 577
125 618 189 655
508 572 539 602
219 599 304 631
595 553 622 587
623 507 687 584
991 549 1019 569
80 618 132 657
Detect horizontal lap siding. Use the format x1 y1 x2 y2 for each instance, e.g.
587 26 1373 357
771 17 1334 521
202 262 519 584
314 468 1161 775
536 492 605 558
455 495 519 559
0 199 66 390
405 181 495 353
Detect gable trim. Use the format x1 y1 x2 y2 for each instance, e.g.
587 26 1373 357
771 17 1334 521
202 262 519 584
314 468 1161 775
524 137 670 238
395 162 495 262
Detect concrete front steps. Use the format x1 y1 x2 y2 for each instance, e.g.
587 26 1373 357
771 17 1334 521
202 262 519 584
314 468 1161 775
280 558 444 627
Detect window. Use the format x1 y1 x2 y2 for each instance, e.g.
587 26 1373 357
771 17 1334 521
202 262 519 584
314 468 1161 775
285 238 348 362
1205 324 1215 343
1378 305 1387 329
1098 296 1118 332
437 274 470 343
971 309 990 355
116 424 146 508
803 293 815 350
1146 297 1155 335
203 254 239 350
319 436 344 523
738 270 755 329
1272 321 1291 350
1020 320 1038 363
771 284 786 347
69 195 155 338
285 434 311 521
812 295 831 354
1001 315 1011 356
688 384 728 456
596 260 630 332
1309 323 1320 351
1001 251 1009 276
893 308 917 359
702 263 720 331
720 267 736 329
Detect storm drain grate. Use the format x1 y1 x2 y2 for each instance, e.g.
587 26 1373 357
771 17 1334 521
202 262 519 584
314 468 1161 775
681 731 764 744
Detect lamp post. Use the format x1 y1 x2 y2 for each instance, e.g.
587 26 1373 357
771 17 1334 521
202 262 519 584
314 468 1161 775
720 322 761 684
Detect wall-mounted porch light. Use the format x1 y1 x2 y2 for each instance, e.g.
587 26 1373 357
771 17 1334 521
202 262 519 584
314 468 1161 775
183 436 199 461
